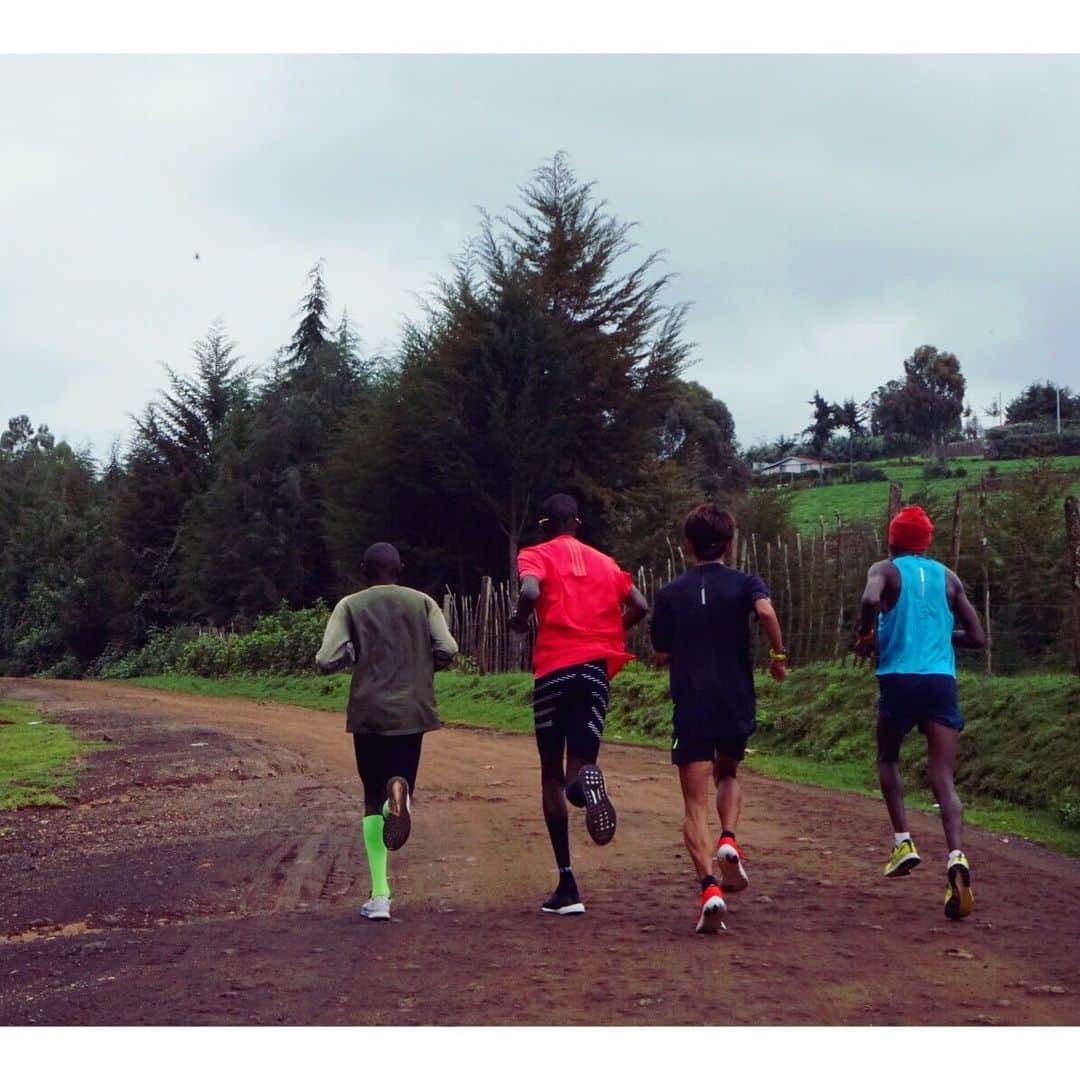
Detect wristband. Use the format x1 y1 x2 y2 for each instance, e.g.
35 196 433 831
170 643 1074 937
769 649 787 662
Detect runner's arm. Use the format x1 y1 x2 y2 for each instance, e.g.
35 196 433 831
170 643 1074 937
946 570 987 649
623 585 649 630
428 600 460 670
753 597 788 681
315 601 356 674
853 561 895 657
508 575 540 633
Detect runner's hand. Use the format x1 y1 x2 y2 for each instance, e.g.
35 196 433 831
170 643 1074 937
769 658 788 682
852 631 876 663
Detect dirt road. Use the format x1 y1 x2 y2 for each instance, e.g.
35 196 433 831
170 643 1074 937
1 678 1077 1025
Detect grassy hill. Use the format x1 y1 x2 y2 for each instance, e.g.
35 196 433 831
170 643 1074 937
783 455 1080 534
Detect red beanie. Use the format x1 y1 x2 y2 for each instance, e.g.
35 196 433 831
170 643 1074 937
888 505 934 552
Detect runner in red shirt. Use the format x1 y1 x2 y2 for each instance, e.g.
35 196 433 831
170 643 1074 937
509 494 649 916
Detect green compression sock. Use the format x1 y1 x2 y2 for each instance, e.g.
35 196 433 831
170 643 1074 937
362 814 390 898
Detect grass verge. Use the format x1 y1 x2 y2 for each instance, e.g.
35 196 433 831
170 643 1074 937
124 664 1080 857
0 699 92 810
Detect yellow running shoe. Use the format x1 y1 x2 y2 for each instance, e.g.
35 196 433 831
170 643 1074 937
944 852 975 920
883 838 921 877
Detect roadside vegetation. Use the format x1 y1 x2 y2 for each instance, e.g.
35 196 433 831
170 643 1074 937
0 699 94 810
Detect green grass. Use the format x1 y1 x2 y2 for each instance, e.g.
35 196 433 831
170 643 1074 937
125 663 1080 857
784 455 1080 534
0 699 93 810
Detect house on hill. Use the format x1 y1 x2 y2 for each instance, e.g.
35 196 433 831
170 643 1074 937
752 455 834 476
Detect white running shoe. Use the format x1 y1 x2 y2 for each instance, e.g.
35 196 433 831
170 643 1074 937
360 895 391 921
716 837 750 893
695 884 727 934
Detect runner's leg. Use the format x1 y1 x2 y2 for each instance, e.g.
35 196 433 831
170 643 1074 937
539 748 571 871
383 733 423 851
925 721 963 852
876 715 908 835
354 735 391 900
679 761 716 879
714 754 743 836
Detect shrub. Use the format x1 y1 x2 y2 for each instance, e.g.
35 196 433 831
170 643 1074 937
921 460 953 480
1059 788 1080 830
848 464 888 483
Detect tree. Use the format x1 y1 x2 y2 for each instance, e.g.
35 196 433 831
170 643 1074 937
834 397 869 476
871 346 966 452
1005 382 1080 426
658 380 740 497
900 345 966 450
114 325 247 633
219 263 365 610
804 391 839 457
327 154 692 586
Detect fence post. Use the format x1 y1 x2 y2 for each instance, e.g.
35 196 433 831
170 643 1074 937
888 481 902 539
979 478 993 676
782 540 794 665
950 490 963 572
833 514 845 659
477 576 493 674
1065 495 1080 676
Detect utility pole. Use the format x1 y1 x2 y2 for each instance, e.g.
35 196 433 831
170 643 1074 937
1057 385 1062 436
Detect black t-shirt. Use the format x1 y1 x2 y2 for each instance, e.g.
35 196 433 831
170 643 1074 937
650 563 769 739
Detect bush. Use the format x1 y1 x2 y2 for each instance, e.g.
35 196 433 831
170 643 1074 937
921 460 953 480
953 465 967 478
96 625 201 678
985 425 1080 459
1059 788 1080 830
848 464 888 483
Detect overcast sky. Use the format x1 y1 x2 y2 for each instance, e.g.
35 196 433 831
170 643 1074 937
2 54 1078 459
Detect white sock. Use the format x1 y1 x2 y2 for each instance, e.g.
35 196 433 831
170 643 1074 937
894 832 911 847
948 849 963 864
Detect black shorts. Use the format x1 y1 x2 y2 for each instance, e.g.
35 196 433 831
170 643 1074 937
352 732 424 808
877 674 963 736
671 734 749 767
532 659 609 761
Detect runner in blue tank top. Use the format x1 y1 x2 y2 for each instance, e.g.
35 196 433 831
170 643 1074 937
853 506 986 920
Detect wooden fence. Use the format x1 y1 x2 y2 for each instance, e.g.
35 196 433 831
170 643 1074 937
443 483 1080 677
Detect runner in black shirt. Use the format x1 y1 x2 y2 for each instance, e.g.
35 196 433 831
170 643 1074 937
651 505 788 933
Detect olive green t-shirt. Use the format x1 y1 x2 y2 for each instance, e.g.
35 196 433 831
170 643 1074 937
315 585 459 735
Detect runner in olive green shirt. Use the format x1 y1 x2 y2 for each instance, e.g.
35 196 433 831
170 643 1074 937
316 542 458 920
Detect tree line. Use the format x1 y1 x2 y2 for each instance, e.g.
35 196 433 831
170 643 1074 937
1 155 747 677
4 153 1076 679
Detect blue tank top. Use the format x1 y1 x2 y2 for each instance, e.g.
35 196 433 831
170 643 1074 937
876 556 956 677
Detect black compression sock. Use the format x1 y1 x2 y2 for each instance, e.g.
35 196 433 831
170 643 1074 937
701 874 719 891
559 866 576 887
720 830 736 841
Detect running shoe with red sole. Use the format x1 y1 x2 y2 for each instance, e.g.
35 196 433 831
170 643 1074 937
715 837 749 892
695 883 727 934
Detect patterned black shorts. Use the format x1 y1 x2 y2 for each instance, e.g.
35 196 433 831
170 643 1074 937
532 659 609 761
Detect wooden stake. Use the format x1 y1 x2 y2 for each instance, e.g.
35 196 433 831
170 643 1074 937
979 478 993 676
1065 495 1080 676
950 489 963 572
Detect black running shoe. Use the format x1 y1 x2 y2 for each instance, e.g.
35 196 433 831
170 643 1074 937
579 763 617 845
541 882 585 916
383 776 412 851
